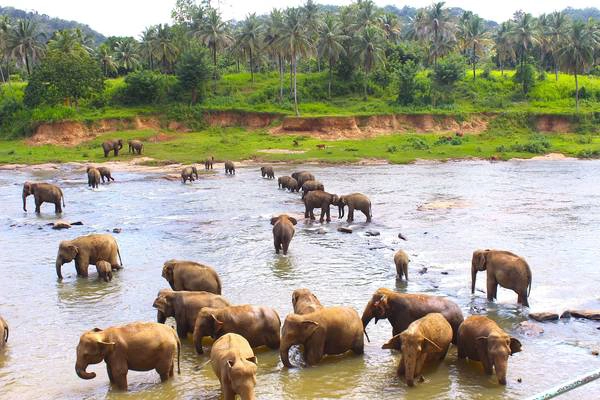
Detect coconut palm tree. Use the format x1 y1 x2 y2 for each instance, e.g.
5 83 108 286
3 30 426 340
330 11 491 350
352 25 384 100
48 29 85 56
0 16 10 82
236 14 262 83
545 11 569 81
423 2 456 65
140 26 157 70
302 0 321 70
318 14 348 98
113 39 141 72
97 44 118 77
264 9 286 101
194 8 233 77
355 0 380 31
458 14 492 79
276 7 313 115
510 12 538 68
379 13 401 43
558 20 598 111
6 19 45 76
152 24 179 73
494 21 515 76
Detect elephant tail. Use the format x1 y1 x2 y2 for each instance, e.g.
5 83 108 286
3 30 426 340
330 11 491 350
60 188 65 207
526 263 532 297
3 325 8 343
117 246 123 267
175 333 181 374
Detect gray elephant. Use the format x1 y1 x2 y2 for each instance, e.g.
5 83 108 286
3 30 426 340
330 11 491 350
86 166 101 189
128 139 143 155
291 171 315 187
0 316 8 348
97 167 115 183
337 193 372 222
271 215 297 255
278 176 299 192
225 161 235 175
102 139 123 157
471 249 532 307
22 182 65 213
161 260 222 294
55 234 123 279
303 190 339 223
181 166 199 183
205 157 214 170
394 250 409 280
261 166 275 179
301 180 324 199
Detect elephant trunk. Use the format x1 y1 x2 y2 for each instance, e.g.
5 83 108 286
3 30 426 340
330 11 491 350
471 264 477 294
75 362 96 380
56 256 64 279
279 340 293 368
157 310 166 324
238 383 256 400
22 193 27 212
494 356 508 385
361 306 374 329
404 358 416 387
193 325 204 354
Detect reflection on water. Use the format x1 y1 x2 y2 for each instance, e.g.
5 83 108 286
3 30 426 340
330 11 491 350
1 160 600 399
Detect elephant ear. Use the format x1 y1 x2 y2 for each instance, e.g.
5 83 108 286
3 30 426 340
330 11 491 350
382 334 403 350
509 338 522 355
162 262 175 281
246 356 257 365
97 340 116 355
475 336 489 360
270 217 280 226
67 245 79 258
92 327 103 332
302 320 320 339
372 295 388 319
288 217 297 226
212 315 224 334
422 337 442 353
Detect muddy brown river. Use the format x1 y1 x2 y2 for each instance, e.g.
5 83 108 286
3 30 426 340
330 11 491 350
1 160 599 399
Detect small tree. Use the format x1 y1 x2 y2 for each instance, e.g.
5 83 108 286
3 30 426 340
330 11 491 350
433 53 465 86
396 60 419 105
24 50 103 108
513 61 536 95
176 46 212 105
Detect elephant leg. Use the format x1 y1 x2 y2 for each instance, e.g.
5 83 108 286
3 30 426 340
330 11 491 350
347 207 354 222
35 198 42 213
319 207 325 223
266 334 280 350
487 278 497 301
176 322 188 338
79 261 90 277
397 357 406 376
104 150 109 157
304 206 309 219
282 240 289 255
310 209 315 220
107 363 115 382
156 361 172 382
108 362 128 390
325 206 331 222
518 290 529 307
364 208 371 222
481 356 493 375
274 239 281 254
55 201 62 213
403 263 408 280
457 346 466 359
352 334 364 355
223 385 235 400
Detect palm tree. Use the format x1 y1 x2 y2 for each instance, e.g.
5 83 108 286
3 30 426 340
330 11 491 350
355 0 379 31
236 14 262 83
0 16 10 82
302 0 321 71
424 2 456 65
352 25 384 100
558 20 597 111
152 24 179 73
6 19 45 76
458 14 492 79
318 15 348 98
140 26 157 70
194 8 233 77
276 7 313 115
48 29 84 55
113 39 141 72
494 21 515 76
264 9 285 101
546 12 569 81
510 12 539 93
97 44 118 77
379 13 401 43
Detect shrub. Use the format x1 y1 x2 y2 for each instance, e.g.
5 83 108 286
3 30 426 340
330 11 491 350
176 46 212 104
115 70 172 105
405 137 429 150
514 62 536 94
387 145 398 153
577 149 600 158
433 54 466 86
396 60 419 105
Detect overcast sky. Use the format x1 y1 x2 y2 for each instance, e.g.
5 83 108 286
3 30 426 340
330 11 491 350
3 0 598 37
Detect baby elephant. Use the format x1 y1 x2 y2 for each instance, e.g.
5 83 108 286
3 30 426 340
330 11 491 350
382 313 453 387
205 156 214 170
292 288 323 315
75 322 180 391
271 215 297 255
95 260 113 282
97 167 114 183
181 166 199 183
394 250 409 280
128 139 143 155
211 333 257 400
225 161 235 175
193 305 281 354
86 166 101 189
278 176 298 192
261 166 274 179
162 260 222 294
457 315 522 385
0 316 8 348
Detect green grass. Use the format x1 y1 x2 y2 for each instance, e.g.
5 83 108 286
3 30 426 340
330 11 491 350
1 127 599 165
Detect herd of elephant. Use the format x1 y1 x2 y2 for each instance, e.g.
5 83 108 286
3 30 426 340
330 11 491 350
7 162 537 399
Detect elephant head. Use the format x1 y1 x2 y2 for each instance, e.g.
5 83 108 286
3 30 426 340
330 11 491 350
75 328 115 380
260 167 266 177
476 332 522 385
382 332 442 387
22 182 35 211
152 289 175 324
193 308 225 354
279 314 323 368
471 250 489 294
56 241 79 279
270 215 298 226
227 356 258 400
361 289 392 329
162 260 177 289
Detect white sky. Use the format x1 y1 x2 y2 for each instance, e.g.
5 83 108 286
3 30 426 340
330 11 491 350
2 0 598 37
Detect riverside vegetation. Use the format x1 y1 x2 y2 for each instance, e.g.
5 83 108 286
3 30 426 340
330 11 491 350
1 1 600 163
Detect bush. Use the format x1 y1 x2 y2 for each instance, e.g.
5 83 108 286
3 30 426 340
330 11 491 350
514 62 536 94
404 137 429 150
433 54 466 86
396 60 419 105
577 149 600 158
115 70 173 105
176 46 212 104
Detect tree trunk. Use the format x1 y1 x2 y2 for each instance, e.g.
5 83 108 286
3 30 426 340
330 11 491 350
0 58 5 83
363 70 368 101
575 71 579 112
278 54 283 103
289 62 293 97
191 87 198 105
328 58 333 99
293 54 299 116
249 48 254 83
472 44 476 80
555 62 559 82
473 63 476 80
25 54 31 76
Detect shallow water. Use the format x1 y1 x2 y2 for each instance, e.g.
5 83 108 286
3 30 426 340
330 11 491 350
0 160 599 399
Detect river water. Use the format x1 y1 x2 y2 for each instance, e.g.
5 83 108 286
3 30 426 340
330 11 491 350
0 160 599 399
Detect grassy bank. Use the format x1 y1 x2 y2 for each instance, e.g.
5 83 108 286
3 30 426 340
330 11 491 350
1 127 600 165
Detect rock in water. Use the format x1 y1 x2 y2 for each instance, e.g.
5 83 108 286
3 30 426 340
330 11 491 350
529 312 559 322
71 221 84 226
561 310 600 321
337 227 353 234
52 221 71 230
112 228 122 234
515 321 544 337
418 267 428 275
398 233 407 240
365 230 380 237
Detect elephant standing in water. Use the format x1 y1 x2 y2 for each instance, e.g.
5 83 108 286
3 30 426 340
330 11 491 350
86 166 101 189
394 250 409 280
102 139 123 157
280 306 364 367
75 322 180 391
337 193 372 222
205 157 214 170
211 333 257 400
303 190 339 223
271 215 297 255
471 249 532 306
0 316 8 348
261 166 275 179
22 182 65 213
457 315 522 385
291 171 315 187
278 176 299 192
301 180 324 199
55 234 123 279
292 288 323 315
128 139 143 155
181 166 199 183
95 260 113 282
97 167 115 183
161 260 222 294
225 161 235 175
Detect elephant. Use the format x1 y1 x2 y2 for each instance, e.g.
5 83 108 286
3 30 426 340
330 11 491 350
457 315 522 385
193 305 281 354
271 215 297 255
205 156 214 170
225 161 236 175
301 180 324 199
261 166 275 179
303 190 339 223
337 193 372 222
102 139 123 157
161 260 222 294
22 182 65 213
362 288 464 344
292 288 323 315
97 167 114 183
75 322 180 391
153 289 230 338
128 139 143 155
0 316 8 348
382 313 453 387
56 234 123 279
394 250 409 280
181 166 199 183
278 176 298 192
211 333 257 400
86 166 101 189
280 306 364 367
291 171 315 187
95 260 113 282
471 249 532 307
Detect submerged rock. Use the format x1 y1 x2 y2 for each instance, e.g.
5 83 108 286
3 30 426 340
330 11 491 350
529 312 559 322
418 267 428 275
515 321 544 337
561 310 600 321
112 228 122 234
398 233 407 240
365 230 380 237
337 227 353 234
51 221 71 230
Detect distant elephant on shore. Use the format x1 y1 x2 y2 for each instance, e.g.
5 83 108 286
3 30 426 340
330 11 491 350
205 157 214 170
337 193 372 222
301 180 324 199
86 166 101 189
471 249 532 307
271 215 297 255
278 176 299 192
161 260 222 294
55 234 123 279
181 166 198 183
303 190 339 223
394 250 409 280
97 167 114 183
261 166 275 179
22 182 65 214
128 139 143 155
225 161 235 175
0 316 8 348
102 139 123 157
